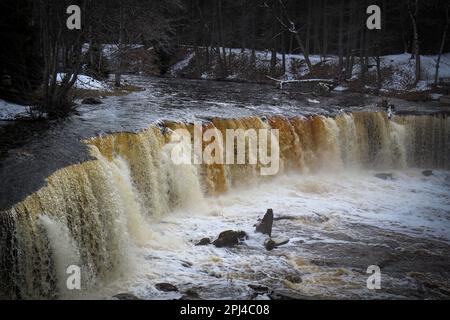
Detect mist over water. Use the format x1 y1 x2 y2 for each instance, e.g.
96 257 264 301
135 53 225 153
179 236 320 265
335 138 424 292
1 111 449 299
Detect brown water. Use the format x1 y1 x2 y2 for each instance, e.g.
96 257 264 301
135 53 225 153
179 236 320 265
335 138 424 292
0 76 449 299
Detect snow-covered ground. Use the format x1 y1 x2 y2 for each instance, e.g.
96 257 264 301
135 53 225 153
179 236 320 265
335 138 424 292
56 73 112 91
170 48 450 93
0 99 30 120
1 74 111 120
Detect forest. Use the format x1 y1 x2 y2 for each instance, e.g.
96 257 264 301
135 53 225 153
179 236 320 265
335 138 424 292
0 0 449 116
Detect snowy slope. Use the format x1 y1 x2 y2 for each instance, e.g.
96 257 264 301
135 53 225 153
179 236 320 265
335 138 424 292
56 73 112 91
0 99 29 120
170 47 450 92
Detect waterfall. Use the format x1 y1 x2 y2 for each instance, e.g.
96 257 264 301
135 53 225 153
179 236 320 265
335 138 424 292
0 111 449 299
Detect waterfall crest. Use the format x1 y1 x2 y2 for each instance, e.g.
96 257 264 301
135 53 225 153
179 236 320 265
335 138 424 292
1 112 449 299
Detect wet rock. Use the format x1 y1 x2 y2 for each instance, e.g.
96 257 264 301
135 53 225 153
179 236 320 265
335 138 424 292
213 230 247 248
311 259 339 267
285 274 303 284
273 238 289 247
179 289 201 300
113 293 140 300
236 230 249 240
377 99 389 109
81 97 102 105
265 239 276 251
155 283 179 292
248 284 270 292
422 170 433 177
274 215 298 221
265 238 289 251
181 261 193 268
375 173 394 180
195 238 211 246
255 209 274 236
269 289 317 300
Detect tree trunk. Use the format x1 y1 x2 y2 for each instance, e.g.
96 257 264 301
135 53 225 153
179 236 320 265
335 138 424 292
306 0 312 54
322 0 328 59
376 54 382 91
115 1 124 87
338 1 345 69
409 0 421 85
434 6 449 85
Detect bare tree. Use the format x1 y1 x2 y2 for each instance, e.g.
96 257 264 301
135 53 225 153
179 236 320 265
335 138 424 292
408 0 421 84
38 0 87 116
434 4 449 85
264 0 313 72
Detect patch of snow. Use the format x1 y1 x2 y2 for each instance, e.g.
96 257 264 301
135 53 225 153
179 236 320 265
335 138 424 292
0 99 29 120
172 47 450 93
430 93 443 101
56 73 112 91
333 85 348 92
169 52 195 76
307 98 320 104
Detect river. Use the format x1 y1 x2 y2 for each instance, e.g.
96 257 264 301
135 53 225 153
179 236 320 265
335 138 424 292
0 76 449 299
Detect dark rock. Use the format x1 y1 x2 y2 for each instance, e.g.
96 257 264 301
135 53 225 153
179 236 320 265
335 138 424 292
155 283 178 292
113 293 140 300
248 284 270 292
377 99 389 109
181 261 193 268
255 209 274 236
269 289 318 300
375 173 394 180
264 239 276 251
265 238 289 251
272 238 289 247
195 238 211 246
81 97 102 105
212 230 247 248
236 230 248 240
422 170 433 177
179 289 201 300
274 215 298 221
285 274 303 284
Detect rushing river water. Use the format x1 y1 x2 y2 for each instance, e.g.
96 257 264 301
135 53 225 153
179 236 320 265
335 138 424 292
1 76 450 299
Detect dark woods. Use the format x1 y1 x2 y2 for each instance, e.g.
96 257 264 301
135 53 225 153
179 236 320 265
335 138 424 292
0 0 449 116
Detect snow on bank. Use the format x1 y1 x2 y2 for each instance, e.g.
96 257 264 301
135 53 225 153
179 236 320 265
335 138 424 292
380 53 450 91
56 73 112 91
169 52 195 76
0 99 30 120
170 47 450 92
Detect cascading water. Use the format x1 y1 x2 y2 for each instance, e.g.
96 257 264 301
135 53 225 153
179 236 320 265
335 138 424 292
0 112 449 299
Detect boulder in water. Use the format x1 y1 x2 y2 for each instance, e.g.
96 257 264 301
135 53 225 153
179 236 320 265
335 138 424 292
212 230 247 248
195 238 211 246
81 97 102 105
265 239 276 251
248 284 270 292
179 289 201 300
269 289 317 300
285 274 303 284
422 170 433 177
255 209 274 236
113 293 140 300
264 238 289 251
375 173 394 180
155 283 179 292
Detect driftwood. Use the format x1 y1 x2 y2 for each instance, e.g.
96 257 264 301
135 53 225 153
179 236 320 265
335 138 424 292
266 75 337 90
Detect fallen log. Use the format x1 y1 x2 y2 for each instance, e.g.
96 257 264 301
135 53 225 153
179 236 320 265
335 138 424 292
265 76 337 90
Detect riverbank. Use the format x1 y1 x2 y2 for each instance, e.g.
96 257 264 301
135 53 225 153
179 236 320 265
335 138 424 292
168 48 450 101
